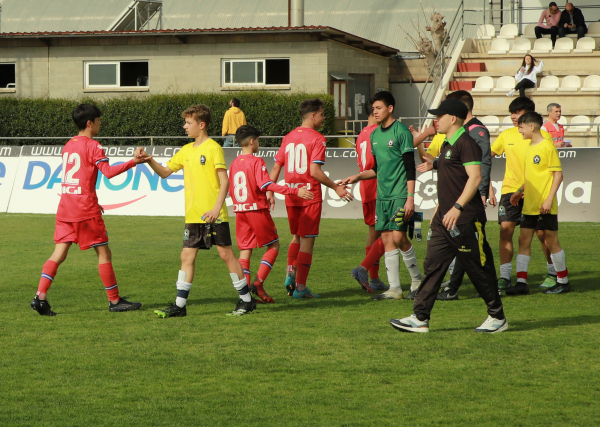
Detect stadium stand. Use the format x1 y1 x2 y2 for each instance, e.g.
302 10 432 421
471 76 494 92
509 38 531 54
537 76 560 92
522 24 537 39
581 75 600 92
481 115 500 132
574 37 597 53
568 116 591 133
553 38 574 54
500 115 513 131
498 24 518 39
493 76 517 93
488 38 510 54
531 38 553 54
558 76 582 92
476 24 495 40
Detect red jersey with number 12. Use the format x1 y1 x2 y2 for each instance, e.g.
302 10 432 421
355 124 378 203
275 127 326 206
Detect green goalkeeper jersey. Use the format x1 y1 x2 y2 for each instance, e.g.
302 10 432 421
370 120 414 200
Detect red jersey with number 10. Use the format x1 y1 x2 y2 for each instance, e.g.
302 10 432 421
355 124 378 203
275 127 326 207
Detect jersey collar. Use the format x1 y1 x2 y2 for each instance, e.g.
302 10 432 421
443 126 466 146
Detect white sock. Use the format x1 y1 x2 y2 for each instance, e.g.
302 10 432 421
550 250 568 284
384 250 401 291
516 254 530 284
401 246 422 290
175 270 191 307
500 263 512 281
231 273 251 302
547 262 556 276
448 258 456 275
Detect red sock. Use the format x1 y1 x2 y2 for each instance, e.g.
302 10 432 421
365 246 380 279
287 242 300 274
37 260 58 297
239 258 251 285
257 248 278 283
99 263 120 301
517 271 528 283
295 251 313 286
361 238 385 271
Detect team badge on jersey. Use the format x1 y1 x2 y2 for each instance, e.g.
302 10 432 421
533 155 541 165
499 206 506 216
387 139 394 147
262 166 267 171
200 155 206 165
445 149 452 159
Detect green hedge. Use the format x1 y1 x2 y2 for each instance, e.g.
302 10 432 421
0 92 335 146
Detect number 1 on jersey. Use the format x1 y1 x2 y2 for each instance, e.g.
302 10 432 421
359 141 367 170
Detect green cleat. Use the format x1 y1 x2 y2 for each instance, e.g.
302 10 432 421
539 274 557 289
284 275 296 297
154 303 187 318
498 278 512 290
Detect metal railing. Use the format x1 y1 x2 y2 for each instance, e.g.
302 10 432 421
485 4 600 28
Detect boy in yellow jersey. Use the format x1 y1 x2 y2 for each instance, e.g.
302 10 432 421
138 104 256 317
510 112 570 294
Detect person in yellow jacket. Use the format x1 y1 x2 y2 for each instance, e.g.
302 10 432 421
222 98 247 147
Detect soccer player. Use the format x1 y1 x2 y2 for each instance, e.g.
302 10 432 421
140 104 257 317
349 100 388 293
490 97 555 295
511 112 570 294
270 99 353 299
31 104 149 316
229 125 313 303
341 91 423 300
390 99 507 333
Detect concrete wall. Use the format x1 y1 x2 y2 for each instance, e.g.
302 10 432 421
0 42 49 97
327 40 389 93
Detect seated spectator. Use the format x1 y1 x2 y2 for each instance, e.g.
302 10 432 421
541 103 568 147
535 2 561 48
506 55 543 98
559 3 587 39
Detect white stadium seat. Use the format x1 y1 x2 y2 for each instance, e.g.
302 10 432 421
558 75 581 92
531 38 553 54
500 115 513 131
522 24 537 39
488 38 510 54
481 116 500 133
476 24 495 39
509 37 531 54
587 22 600 38
581 75 600 92
567 115 590 133
574 37 596 53
493 76 516 93
471 76 494 93
498 24 518 39
592 116 600 132
537 76 560 92
552 37 573 54
557 116 568 126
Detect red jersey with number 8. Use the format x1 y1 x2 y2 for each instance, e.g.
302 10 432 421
275 127 326 206
229 154 277 212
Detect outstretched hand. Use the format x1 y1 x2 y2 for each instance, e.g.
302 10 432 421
335 183 354 202
339 175 359 186
417 156 433 172
297 186 315 200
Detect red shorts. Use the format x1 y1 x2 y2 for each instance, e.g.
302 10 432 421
235 210 279 250
286 202 322 238
54 216 109 251
362 200 376 226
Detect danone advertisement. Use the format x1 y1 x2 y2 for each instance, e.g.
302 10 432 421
0 146 596 221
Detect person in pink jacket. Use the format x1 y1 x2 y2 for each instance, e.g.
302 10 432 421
534 2 561 47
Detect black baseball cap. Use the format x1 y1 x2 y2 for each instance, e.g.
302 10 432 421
428 99 468 120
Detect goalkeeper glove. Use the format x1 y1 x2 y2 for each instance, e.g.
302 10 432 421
392 207 405 227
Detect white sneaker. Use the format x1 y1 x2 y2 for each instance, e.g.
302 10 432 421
371 287 403 300
411 277 423 292
506 89 515 97
390 314 429 333
474 315 508 333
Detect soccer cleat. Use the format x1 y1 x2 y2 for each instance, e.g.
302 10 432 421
109 298 142 312
154 303 187 318
369 278 389 292
390 314 429 333
498 278 512 290
31 296 56 316
351 266 373 293
284 275 296 297
250 280 274 304
226 297 257 316
371 288 404 300
543 282 571 294
539 274 557 289
436 287 459 301
474 316 508 333
406 289 417 300
293 287 319 299
504 282 529 296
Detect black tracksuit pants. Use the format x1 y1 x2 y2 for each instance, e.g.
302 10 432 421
413 217 504 321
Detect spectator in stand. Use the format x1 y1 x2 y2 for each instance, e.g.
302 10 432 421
541 103 570 148
506 55 543 98
222 97 247 147
559 3 587 40
535 2 561 48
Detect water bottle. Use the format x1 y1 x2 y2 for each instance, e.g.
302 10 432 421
413 212 423 242
443 215 460 238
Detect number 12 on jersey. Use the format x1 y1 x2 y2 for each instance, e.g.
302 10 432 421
61 152 82 194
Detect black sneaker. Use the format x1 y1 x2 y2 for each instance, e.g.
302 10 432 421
109 297 142 312
436 288 459 301
154 302 186 318
543 282 571 294
226 297 257 316
406 289 417 300
31 296 56 316
504 282 529 296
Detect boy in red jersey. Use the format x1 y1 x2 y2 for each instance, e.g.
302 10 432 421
230 125 313 303
270 99 353 298
31 104 150 316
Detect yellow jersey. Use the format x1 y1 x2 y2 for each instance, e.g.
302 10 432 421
491 127 551 194
167 139 229 223
426 134 446 158
523 136 562 215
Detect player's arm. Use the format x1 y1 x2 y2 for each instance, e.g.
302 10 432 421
134 147 172 178
409 124 436 148
263 182 313 201
311 163 353 202
203 168 229 223
510 184 524 206
541 171 562 214
488 181 497 208
443 164 481 230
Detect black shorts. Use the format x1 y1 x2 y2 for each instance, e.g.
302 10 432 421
183 222 232 249
498 193 523 224
520 214 559 231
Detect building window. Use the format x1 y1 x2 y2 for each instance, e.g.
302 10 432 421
0 63 16 88
85 61 149 88
222 59 290 86
331 80 348 119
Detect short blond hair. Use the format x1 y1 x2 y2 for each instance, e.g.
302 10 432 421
182 104 211 127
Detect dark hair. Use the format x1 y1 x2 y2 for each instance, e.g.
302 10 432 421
518 111 544 128
549 2 557 7
299 99 324 117
235 125 260 146
231 98 241 108
446 90 474 112
520 54 538 75
72 103 102 130
365 98 374 116
182 104 212 127
371 91 395 110
509 97 536 114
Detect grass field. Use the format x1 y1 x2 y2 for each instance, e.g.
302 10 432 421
1 213 599 426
